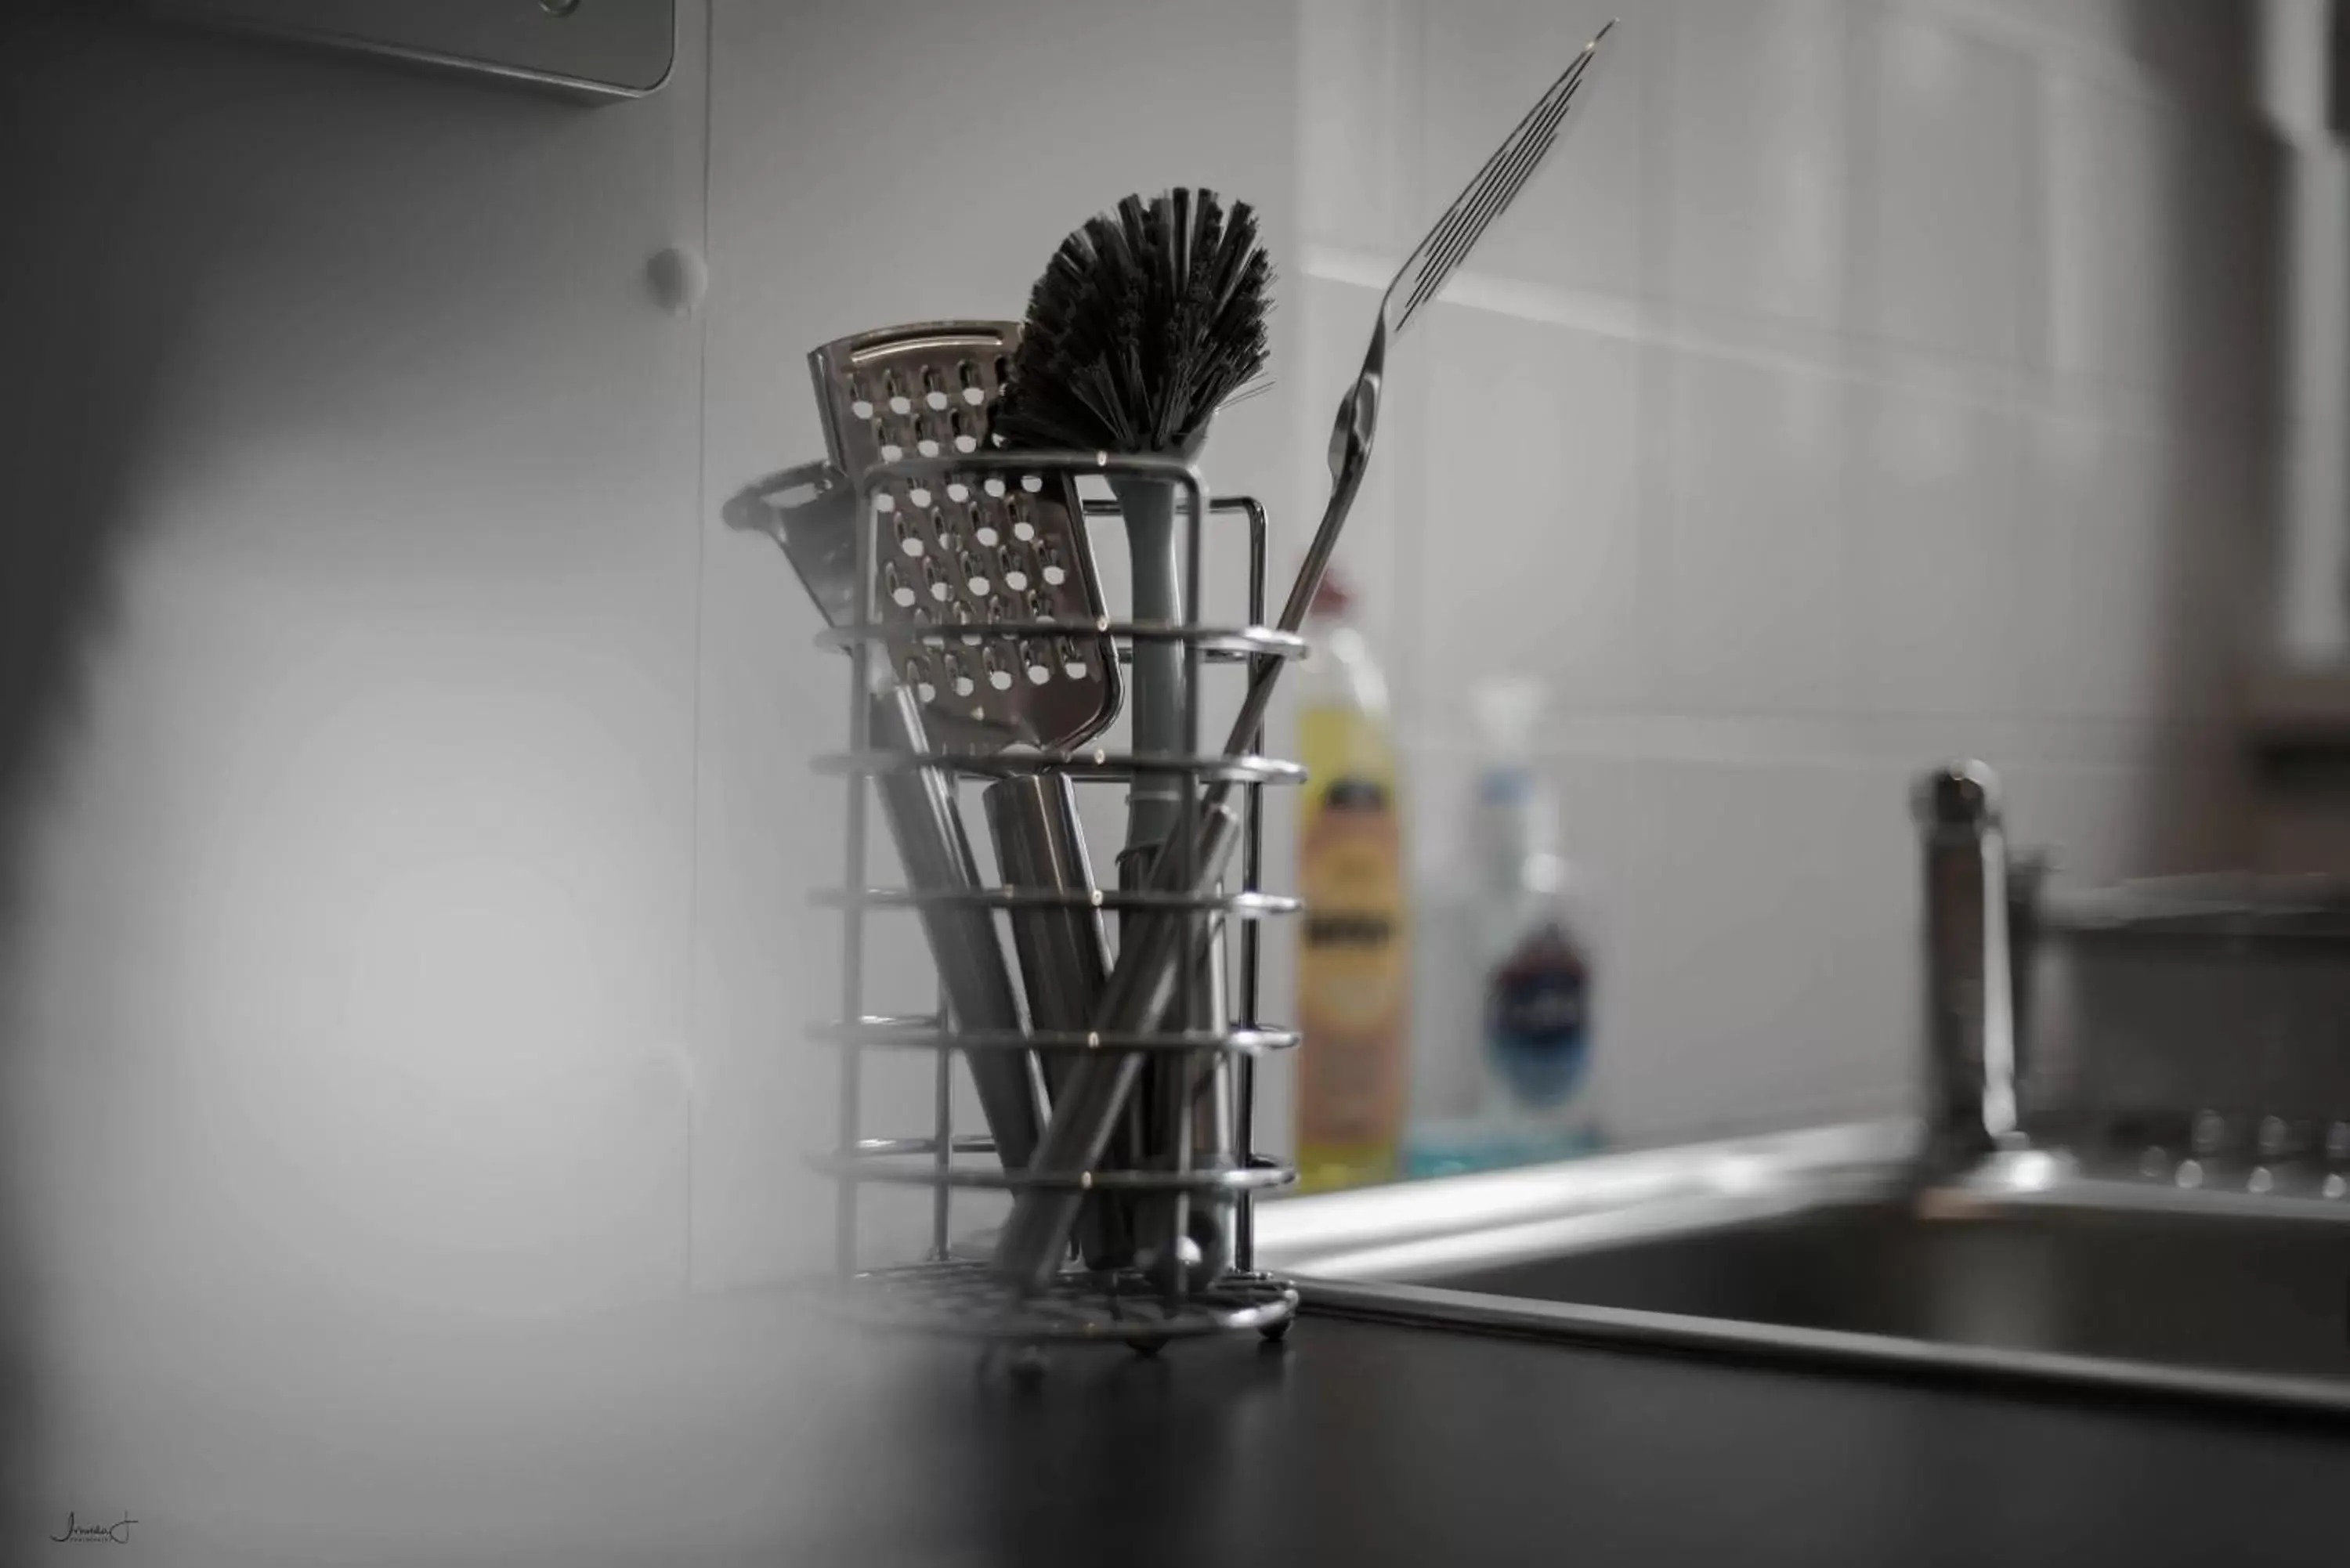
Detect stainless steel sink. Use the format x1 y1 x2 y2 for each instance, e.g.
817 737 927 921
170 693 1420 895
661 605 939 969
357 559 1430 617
1253 1122 2350 1416
1248 764 2350 1415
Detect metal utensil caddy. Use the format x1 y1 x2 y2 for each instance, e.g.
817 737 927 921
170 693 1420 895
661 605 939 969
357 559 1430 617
815 448 1304 1353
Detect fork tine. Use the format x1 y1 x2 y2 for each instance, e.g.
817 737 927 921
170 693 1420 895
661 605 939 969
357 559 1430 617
1396 54 1593 327
1413 45 1590 269
1376 39 1599 323
1387 48 1589 304
1401 107 1574 317
1390 39 1600 330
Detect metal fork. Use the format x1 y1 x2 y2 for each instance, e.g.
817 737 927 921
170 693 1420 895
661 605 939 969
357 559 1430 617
992 20 1616 1291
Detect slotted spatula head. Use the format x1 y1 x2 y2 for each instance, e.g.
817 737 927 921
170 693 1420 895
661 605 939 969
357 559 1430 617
1320 20 1612 562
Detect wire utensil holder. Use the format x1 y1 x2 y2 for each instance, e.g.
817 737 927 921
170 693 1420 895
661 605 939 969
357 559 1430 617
814 448 1304 1352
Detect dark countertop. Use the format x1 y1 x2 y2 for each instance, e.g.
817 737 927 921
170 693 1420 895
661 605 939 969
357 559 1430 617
36 1285 2350 1566
880 1308 2350 1568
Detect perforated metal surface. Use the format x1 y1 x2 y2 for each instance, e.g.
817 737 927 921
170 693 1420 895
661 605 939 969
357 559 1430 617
808 322 1119 754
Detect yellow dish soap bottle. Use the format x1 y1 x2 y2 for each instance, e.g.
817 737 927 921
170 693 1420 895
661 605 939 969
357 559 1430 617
1294 573 1409 1191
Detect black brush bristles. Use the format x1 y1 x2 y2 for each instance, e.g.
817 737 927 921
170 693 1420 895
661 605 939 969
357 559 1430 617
995 188 1273 455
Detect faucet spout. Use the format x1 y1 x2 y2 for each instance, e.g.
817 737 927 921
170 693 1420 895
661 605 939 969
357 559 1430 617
1914 761 2023 1165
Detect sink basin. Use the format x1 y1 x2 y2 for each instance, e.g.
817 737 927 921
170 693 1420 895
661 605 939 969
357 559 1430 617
1254 1123 2350 1416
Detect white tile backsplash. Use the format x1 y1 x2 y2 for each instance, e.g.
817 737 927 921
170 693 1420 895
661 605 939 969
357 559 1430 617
2023 407 2172 721
1846 376 2029 717
1411 301 1647 723
1661 345 1850 714
2041 68 2182 392
1852 5 2035 363
1413 0 1648 295
1297 0 1418 253
1610 757 1913 1140
1663 0 1846 327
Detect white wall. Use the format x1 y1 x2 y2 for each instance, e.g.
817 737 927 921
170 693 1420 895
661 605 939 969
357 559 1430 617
1289 0 2277 1143
1 8 710 1550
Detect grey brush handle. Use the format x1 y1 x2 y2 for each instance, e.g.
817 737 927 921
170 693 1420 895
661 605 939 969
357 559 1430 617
870 687 1043 1173
1111 474 1185 854
982 773 1124 1265
1123 841 1235 1291
992 798 1244 1287
1118 844 1174 1279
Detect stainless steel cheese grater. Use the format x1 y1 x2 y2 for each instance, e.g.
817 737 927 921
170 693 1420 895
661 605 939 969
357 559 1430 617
808 321 1119 754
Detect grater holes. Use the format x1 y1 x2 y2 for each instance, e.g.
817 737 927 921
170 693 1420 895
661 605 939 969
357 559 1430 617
1022 640 1053 685
902 656 937 705
980 643 1014 692
946 482 970 504
924 558 953 602
971 502 1000 548
1039 544 1068 587
930 509 956 555
1002 549 1029 593
949 408 978 454
1058 636 1089 681
908 486 931 509
921 365 948 410
1025 589 1051 622
993 353 1012 388
1019 473 1043 493
957 359 985 405
884 562 916 608
873 491 895 514
960 551 991 597
951 601 980 646
942 651 974 699
983 477 1007 499
1007 496 1036 544
848 374 873 421
894 515 924 557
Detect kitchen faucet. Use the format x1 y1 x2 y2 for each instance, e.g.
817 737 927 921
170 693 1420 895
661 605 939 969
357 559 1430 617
1914 761 2028 1170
